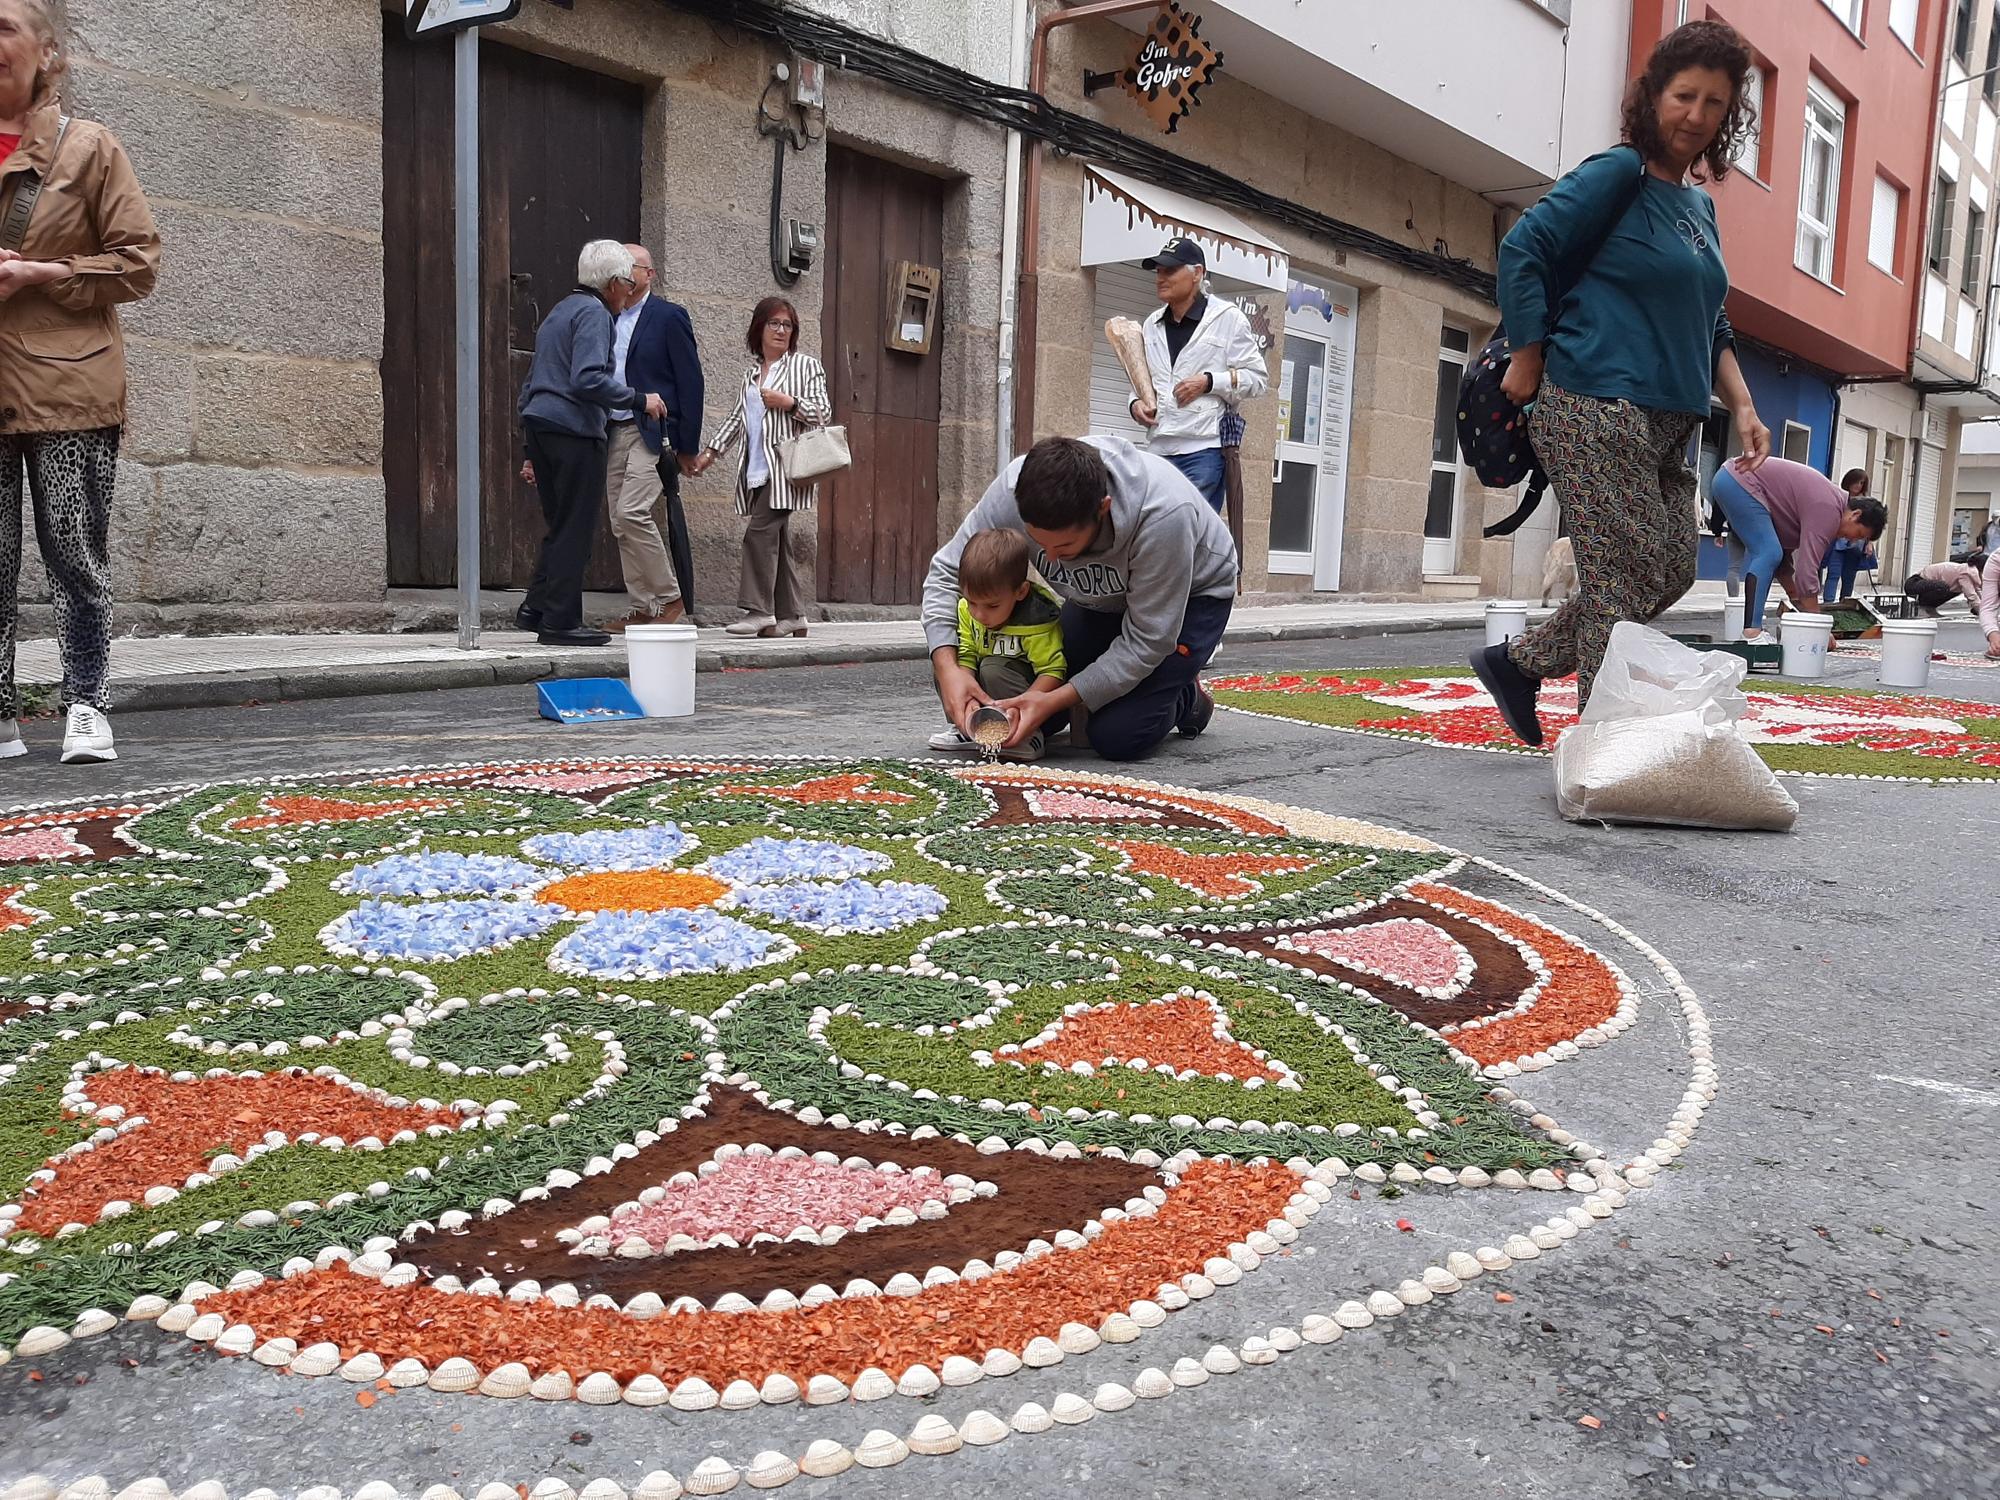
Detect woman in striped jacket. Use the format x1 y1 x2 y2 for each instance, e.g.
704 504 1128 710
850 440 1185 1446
693 296 834 637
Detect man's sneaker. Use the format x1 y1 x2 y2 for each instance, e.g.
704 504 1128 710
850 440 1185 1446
0 719 24 760
996 732 1045 763
1177 679 1216 738
1468 643 1544 747
60 706 117 764
927 727 977 753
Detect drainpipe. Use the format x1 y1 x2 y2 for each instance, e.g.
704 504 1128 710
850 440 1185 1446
1014 0 1164 455
996 0 1030 473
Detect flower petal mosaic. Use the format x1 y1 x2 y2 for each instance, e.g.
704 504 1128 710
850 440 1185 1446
1210 669 2000 781
0 759 1716 1499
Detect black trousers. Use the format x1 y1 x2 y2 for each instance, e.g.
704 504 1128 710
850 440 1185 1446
522 422 607 631
1062 592 1233 761
1905 575 1958 613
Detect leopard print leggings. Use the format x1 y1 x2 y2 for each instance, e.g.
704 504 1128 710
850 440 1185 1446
1506 385 1699 707
0 427 120 720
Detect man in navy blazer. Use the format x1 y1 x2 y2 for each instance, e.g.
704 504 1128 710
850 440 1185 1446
604 242 705 627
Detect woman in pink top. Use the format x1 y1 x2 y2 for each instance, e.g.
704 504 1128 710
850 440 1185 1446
1904 554 1985 616
1980 552 2000 657
1708 456 1885 637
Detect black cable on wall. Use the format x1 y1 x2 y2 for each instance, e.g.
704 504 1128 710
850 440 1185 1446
665 0 1501 302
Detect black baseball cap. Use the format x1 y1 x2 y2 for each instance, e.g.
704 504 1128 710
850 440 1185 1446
1142 236 1206 270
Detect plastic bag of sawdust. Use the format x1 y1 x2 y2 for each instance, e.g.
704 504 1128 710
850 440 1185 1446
1554 622 1798 832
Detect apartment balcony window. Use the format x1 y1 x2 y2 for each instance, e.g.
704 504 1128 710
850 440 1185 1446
1870 173 1904 274
1732 66 1768 178
1819 0 1864 31
1931 173 1958 274
1891 0 1921 49
1956 0 1976 66
1796 82 1846 283
1986 8 2000 102
1964 203 1987 297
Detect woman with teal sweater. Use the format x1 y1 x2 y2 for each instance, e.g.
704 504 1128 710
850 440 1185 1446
1471 20 1770 746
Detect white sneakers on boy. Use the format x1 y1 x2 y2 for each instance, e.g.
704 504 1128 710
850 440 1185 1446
60 706 117 764
0 719 24 760
924 725 1045 761
927 727 976 752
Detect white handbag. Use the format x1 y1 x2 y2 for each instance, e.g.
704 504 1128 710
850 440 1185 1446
778 420 851 480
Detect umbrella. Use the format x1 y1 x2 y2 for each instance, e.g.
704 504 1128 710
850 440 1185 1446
655 450 698 619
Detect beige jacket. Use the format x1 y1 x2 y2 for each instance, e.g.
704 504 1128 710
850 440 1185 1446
0 104 161 435
706 351 834 514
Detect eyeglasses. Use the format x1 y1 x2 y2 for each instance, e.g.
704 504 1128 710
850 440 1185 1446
767 320 797 330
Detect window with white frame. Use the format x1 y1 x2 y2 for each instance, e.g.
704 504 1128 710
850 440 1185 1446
1733 66 1767 176
1965 202 1987 295
1956 0 1976 64
1819 0 1864 30
1986 8 2000 102
1797 82 1846 282
1870 174 1904 273
1931 172 1958 273
1891 0 1921 47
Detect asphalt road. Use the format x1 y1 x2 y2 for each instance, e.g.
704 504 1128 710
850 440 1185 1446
1 625 1996 1500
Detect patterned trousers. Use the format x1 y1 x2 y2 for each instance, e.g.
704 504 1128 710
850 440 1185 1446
0 427 120 720
1507 385 1699 706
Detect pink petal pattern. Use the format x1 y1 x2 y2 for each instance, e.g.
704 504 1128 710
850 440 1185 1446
599 1154 959 1248
1022 789 1166 822
488 769 661 794
0 827 91 862
1283 918 1475 994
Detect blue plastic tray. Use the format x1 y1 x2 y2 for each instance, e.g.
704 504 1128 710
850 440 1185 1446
537 678 648 725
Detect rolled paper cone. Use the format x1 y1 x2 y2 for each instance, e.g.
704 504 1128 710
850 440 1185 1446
1105 317 1155 410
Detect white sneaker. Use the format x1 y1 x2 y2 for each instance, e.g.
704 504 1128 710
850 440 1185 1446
60 706 116 764
0 719 24 759
995 731 1046 763
927 727 977 753
725 615 777 637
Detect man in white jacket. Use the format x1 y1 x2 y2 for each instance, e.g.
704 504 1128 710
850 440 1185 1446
1129 236 1269 514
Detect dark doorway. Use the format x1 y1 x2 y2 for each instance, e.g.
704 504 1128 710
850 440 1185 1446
819 147 946 605
382 19 643 589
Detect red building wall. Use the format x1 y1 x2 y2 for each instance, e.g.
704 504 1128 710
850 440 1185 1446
1629 1 1945 377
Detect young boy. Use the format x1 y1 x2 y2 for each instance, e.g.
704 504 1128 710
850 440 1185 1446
927 528 1067 762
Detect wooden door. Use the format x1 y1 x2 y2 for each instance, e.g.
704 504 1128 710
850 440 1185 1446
819 148 945 604
382 20 643 589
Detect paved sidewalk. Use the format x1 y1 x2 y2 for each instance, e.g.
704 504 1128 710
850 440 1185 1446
17 595 1725 714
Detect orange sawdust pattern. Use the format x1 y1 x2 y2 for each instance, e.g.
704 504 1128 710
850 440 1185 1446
226 794 453 834
15 1071 461 1235
0 805 147 834
1408 882 1620 1064
536 870 729 915
1102 839 1317 899
193 1161 1298 1387
715 773 917 806
958 770 1287 836
1016 995 1285 1082
0 886 35 932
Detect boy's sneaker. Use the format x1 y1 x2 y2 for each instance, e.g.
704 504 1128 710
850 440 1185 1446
1468 643 1544 747
60 706 117 765
927 727 977 753
0 719 24 760
996 732 1045 763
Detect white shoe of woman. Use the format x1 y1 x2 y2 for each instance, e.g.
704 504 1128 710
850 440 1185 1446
0 719 24 759
61 706 117 764
726 615 777 637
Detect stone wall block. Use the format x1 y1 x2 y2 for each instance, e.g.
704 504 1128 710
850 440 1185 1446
65 0 383 124
192 358 385 470
127 466 387 603
121 341 196 463
69 64 383 236
125 205 383 363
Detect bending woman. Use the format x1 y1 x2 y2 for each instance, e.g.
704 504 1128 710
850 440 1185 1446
1472 20 1769 746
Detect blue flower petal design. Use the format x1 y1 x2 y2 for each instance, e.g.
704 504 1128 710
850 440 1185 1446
521 822 693 871
733 878 948 936
550 908 794 981
701 837 892 885
321 898 565 963
335 852 542 898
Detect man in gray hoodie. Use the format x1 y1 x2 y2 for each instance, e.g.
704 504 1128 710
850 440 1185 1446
923 434 1237 761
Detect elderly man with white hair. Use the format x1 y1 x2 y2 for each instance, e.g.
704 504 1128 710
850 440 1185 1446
515 239 666 646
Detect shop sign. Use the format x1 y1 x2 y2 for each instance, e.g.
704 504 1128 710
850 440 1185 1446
1120 3 1224 135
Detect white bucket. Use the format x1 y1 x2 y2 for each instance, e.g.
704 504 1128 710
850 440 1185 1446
1720 593 1746 643
1779 612 1835 679
1485 602 1530 647
1876 618 1938 690
625 622 699 717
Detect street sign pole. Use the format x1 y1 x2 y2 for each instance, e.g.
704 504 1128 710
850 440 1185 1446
454 24 481 651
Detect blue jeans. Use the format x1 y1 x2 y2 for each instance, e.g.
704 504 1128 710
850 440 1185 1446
1820 539 1869 603
1709 466 1782 631
1163 447 1227 514
1062 593 1232 761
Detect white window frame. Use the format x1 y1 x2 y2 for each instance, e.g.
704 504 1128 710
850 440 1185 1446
1818 0 1865 31
1782 421 1815 465
1890 0 1922 49
1797 80 1846 284
1733 65 1768 178
1870 174 1903 274
1423 328 1471 578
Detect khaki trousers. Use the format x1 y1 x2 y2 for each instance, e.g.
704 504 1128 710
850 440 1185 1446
604 421 681 610
737 482 808 621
